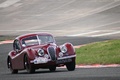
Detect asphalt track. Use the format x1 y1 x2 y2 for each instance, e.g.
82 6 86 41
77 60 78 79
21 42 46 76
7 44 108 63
0 0 120 80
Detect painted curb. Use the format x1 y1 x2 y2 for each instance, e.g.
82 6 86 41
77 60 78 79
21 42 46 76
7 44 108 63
59 64 120 68
0 40 120 68
0 40 13 44
76 64 120 68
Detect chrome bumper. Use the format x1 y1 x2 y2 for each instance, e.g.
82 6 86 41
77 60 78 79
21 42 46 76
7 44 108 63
30 55 76 64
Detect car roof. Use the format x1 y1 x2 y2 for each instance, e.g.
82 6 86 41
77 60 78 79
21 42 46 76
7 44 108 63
16 32 53 40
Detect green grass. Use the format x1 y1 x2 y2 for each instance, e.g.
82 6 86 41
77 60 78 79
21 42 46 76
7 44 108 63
76 40 120 65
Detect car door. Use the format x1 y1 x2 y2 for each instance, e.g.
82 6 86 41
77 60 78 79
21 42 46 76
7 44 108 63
12 39 24 69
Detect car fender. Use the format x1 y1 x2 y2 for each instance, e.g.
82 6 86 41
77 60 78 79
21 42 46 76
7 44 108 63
25 48 36 60
8 50 16 58
64 42 75 55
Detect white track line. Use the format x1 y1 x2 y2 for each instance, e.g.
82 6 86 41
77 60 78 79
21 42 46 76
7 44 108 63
67 20 120 37
95 21 120 29
0 0 21 8
67 31 100 37
67 30 120 37
90 31 120 37
0 30 63 32
23 1 120 30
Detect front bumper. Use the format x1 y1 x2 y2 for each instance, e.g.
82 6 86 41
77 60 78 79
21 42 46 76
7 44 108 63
30 55 76 64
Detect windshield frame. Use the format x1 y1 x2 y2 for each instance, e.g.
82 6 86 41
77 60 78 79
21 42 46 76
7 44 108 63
21 35 55 47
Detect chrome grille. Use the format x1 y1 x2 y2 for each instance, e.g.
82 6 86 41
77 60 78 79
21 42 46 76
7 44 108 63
48 46 56 61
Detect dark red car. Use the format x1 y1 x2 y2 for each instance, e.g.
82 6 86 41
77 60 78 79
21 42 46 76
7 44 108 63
7 33 76 74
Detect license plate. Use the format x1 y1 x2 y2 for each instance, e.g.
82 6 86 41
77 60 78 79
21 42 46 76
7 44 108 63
56 58 72 64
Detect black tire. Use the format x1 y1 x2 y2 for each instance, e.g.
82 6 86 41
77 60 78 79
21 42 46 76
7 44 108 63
8 58 18 74
66 60 75 71
49 65 56 72
24 55 35 73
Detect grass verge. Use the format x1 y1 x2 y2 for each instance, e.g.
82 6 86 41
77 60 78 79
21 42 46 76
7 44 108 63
76 40 120 65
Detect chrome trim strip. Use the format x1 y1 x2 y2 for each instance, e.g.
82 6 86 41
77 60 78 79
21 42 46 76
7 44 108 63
36 35 41 45
57 55 76 60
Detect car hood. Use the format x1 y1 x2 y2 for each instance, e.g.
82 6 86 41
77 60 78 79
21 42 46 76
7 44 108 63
28 43 57 51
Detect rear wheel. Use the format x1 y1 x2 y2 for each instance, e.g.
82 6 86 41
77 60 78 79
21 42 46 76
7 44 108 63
8 58 18 74
24 55 35 73
66 60 75 71
49 65 56 72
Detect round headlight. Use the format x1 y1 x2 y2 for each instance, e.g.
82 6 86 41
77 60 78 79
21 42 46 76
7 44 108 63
38 49 44 57
60 45 67 53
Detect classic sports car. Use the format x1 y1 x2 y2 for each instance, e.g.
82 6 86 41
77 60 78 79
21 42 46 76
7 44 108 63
7 33 76 74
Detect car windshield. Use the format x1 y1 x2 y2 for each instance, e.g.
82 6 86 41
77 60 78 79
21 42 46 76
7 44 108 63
22 35 54 47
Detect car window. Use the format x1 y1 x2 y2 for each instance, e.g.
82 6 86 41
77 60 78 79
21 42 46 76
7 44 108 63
13 40 21 51
38 35 54 44
22 36 39 46
21 35 55 46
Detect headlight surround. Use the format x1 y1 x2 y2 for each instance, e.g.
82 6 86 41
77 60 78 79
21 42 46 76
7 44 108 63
38 49 44 57
60 45 67 53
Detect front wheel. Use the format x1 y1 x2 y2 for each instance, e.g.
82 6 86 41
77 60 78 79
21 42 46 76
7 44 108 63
24 55 35 73
8 58 18 74
66 60 75 71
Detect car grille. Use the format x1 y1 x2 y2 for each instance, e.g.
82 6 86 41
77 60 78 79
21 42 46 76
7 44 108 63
48 46 56 61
